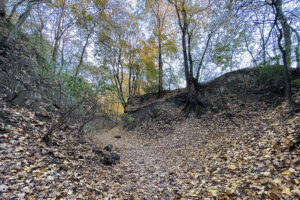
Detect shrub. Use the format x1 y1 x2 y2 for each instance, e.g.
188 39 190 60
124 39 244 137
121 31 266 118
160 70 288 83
258 64 285 87
121 113 135 128
292 79 300 88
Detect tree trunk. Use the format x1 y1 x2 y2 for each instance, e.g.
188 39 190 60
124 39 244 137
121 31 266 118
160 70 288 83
290 28 300 69
188 33 193 79
6 0 44 43
8 0 25 21
7 2 32 42
273 0 300 111
51 38 59 66
158 36 163 97
51 4 65 67
0 0 7 18
128 67 132 97
184 77 204 114
182 30 190 87
274 0 292 68
74 34 90 77
196 33 212 81
58 38 66 75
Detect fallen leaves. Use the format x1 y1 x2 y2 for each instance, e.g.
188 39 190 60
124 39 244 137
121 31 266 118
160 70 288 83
1 87 300 199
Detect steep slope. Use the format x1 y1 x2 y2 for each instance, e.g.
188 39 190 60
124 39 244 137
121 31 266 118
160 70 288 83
124 67 300 138
0 86 124 199
0 20 120 199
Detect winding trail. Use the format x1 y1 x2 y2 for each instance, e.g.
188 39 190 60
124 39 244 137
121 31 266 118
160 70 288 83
93 127 177 199
90 102 300 199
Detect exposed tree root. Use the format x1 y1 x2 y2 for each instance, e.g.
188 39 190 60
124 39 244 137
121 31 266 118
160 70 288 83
183 78 205 115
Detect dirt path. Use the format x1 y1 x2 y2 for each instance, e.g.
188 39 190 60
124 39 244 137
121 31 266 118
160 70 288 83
93 128 177 199
90 103 300 199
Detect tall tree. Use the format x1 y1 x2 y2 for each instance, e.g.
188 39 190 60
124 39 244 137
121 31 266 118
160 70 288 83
145 0 173 97
168 0 214 112
6 0 46 43
50 0 74 68
271 0 300 111
0 0 7 18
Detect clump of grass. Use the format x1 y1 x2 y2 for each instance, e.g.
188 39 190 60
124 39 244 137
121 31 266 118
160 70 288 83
292 78 300 88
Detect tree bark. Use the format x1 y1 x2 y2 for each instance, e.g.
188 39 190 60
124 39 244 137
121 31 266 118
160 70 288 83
128 66 132 97
188 33 193 79
0 0 7 18
6 0 44 43
273 0 292 68
181 7 190 87
182 30 190 86
158 36 163 97
196 33 212 81
8 0 26 21
290 27 300 69
74 32 91 77
273 0 300 111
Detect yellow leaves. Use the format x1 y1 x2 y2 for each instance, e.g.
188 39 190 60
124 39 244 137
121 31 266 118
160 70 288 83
271 122 279 127
21 177 26 181
24 166 31 172
263 149 271 157
231 182 237 188
39 168 47 173
229 165 236 170
262 171 270 177
273 178 282 185
188 189 199 196
287 127 293 134
63 160 69 165
281 188 292 196
15 146 23 152
219 193 230 200
281 170 291 176
210 189 218 196
291 188 300 196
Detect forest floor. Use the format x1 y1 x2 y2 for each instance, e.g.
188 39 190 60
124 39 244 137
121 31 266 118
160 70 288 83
92 99 300 199
1 93 299 199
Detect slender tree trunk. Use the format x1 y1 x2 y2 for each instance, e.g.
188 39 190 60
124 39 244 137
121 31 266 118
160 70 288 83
196 33 212 80
128 67 132 97
58 38 65 75
262 41 266 66
274 0 292 68
51 5 65 67
273 0 299 111
182 30 190 86
8 0 26 21
51 38 59 66
6 0 44 43
272 31 280 65
75 34 90 77
290 27 300 69
158 36 163 97
7 2 33 42
0 0 7 18
188 33 193 79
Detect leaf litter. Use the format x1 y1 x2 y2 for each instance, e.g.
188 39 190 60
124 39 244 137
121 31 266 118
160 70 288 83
1 95 299 199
